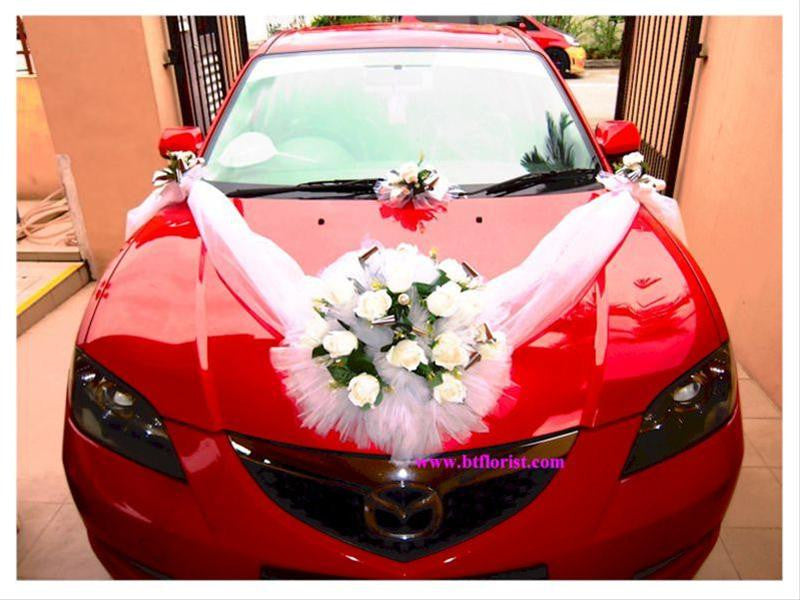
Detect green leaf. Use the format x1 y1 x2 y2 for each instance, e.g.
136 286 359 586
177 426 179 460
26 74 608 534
328 365 354 386
347 350 378 376
415 362 434 379
429 371 444 388
373 389 384 408
412 281 435 297
311 345 328 358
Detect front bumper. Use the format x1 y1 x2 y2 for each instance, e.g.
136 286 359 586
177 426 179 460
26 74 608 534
566 46 587 74
63 401 743 579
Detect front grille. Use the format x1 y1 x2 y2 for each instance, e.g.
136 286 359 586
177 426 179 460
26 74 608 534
259 563 548 579
231 430 576 562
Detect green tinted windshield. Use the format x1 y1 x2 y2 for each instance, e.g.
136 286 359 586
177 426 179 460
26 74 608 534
204 49 598 186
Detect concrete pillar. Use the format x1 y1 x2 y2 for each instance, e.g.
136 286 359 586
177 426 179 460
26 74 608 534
24 16 182 273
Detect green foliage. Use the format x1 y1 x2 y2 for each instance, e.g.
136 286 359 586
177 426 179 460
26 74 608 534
583 16 624 59
520 111 577 174
346 348 378 377
265 16 306 36
328 364 354 386
314 344 380 386
533 16 587 37
412 271 448 299
310 15 393 27
534 15 624 59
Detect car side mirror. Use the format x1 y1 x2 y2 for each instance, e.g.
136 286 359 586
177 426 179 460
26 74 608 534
158 126 203 158
594 120 641 159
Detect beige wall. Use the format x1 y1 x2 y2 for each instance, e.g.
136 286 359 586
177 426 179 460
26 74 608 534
675 16 782 403
24 16 181 272
17 76 60 199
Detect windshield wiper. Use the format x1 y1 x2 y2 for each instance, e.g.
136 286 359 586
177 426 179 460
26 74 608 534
470 167 599 197
223 178 379 198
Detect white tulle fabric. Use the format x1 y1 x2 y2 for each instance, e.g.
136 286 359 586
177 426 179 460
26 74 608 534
125 169 686 460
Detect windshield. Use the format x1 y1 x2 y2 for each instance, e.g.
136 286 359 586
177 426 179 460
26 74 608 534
204 49 599 188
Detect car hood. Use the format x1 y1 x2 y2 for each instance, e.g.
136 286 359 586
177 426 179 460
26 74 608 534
81 191 723 454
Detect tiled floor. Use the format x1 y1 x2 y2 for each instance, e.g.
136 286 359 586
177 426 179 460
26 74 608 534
694 365 783 579
16 284 782 579
17 283 110 579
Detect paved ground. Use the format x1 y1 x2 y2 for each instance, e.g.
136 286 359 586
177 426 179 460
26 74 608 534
17 284 109 579
565 67 620 127
16 280 781 579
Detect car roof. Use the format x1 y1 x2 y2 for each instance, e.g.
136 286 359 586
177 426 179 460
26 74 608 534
256 22 538 56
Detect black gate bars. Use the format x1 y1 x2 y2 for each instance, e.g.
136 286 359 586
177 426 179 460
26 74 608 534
615 16 703 195
165 16 249 135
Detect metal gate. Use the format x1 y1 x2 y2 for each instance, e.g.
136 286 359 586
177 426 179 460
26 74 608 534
165 16 249 134
614 16 703 195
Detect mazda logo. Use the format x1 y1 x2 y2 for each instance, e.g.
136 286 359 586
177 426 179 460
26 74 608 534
363 482 443 541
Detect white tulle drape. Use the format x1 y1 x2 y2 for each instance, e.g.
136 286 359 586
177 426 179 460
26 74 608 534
125 169 686 460
482 172 686 349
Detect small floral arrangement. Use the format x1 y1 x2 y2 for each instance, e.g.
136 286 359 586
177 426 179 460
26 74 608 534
301 243 507 410
612 151 666 192
374 155 461 209
152 151 203 186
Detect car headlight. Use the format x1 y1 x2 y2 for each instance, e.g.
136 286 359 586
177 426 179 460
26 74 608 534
563 34 579 47
622 343 736 476
70 349 184 479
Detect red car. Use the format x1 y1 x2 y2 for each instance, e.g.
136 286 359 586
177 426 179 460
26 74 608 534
64 23 742 579
401 15 587 75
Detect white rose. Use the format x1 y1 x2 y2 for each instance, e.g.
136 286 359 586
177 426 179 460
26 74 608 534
426 281 462 317
347 373 381 408
383 259 415 294
301 314 330 348
306 276 332 305
457 289 485 320
398 162 419 185
327 277 355 306
432 331 470 370
438 258 470 284
622 151 645 168
355 289 392 321
433 373 467 405
321 330 359 358
386 339 428 371
477 332 508 361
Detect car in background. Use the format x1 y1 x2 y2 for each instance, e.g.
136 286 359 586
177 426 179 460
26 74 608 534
64 22 742 579
400 15 586 76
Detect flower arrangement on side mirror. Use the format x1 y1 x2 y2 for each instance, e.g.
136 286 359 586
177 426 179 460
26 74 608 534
152 151 203 187
613 151 666 191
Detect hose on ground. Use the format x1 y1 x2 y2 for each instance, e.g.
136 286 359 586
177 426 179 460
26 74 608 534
16 188 78 246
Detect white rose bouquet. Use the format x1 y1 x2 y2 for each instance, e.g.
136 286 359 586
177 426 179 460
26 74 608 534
304 243 508 412
374 155 461 209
